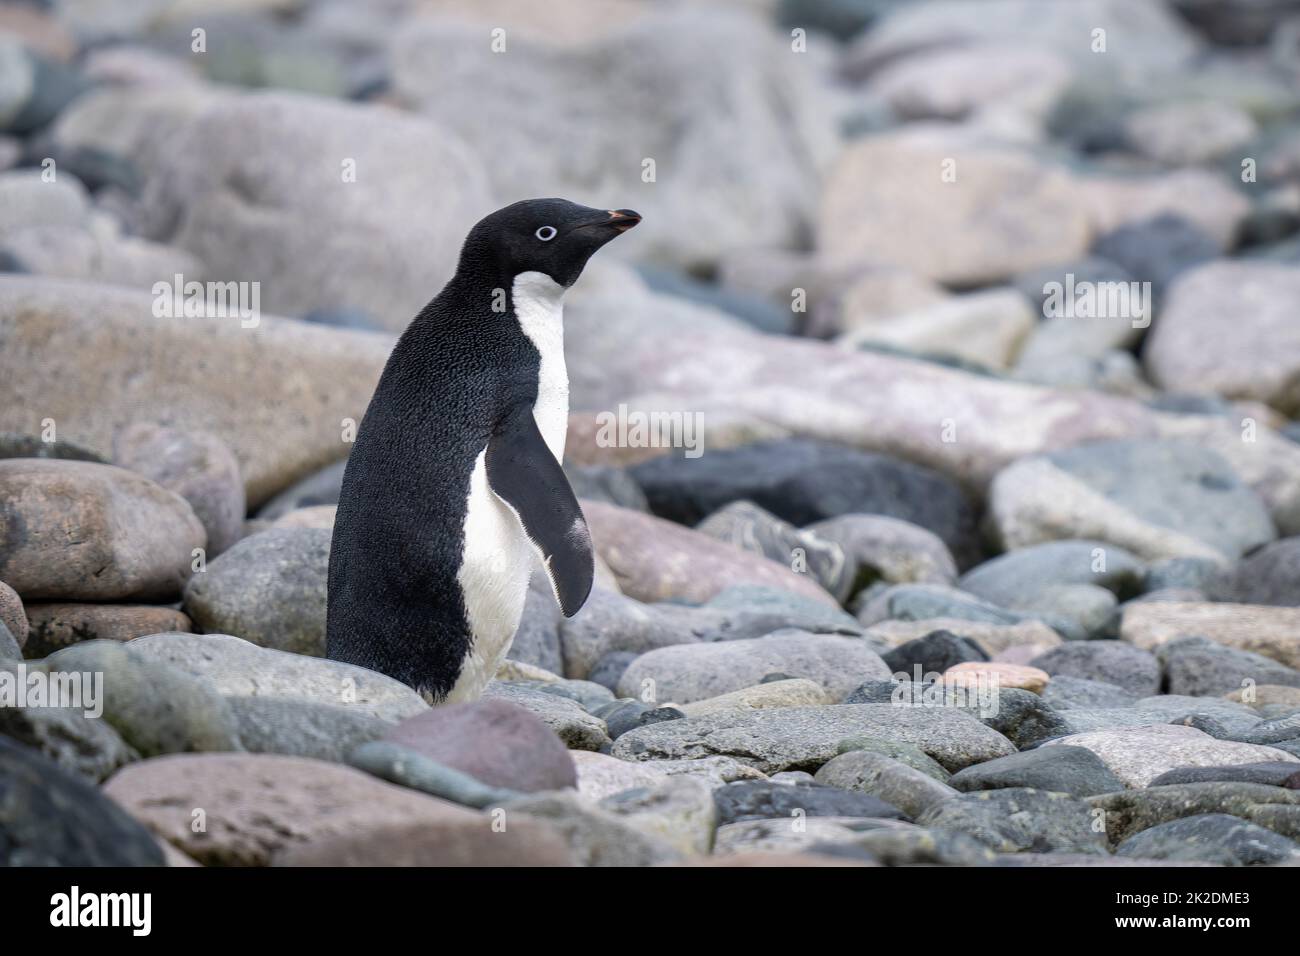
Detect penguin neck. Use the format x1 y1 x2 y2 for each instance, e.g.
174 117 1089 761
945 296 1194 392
511 271 569 461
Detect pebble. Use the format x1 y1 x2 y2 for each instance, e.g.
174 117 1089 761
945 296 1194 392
0 579 27 649
112 423 245 556
1158 635 1300 697
1028 641 1161 696
380 698 576 792
0 459 205 601
1121 600 1300 669
629 438 980 568
942 662 1050 694
1044 725 1300 788
917 788 1109 855
504 791 683 867
714 779 909 827
947 745 1125 797
482 681 610 752
45 639 240 757
583 500 836 606
881 629 988 677
345 741 523 809
806 513 958 588
834 736 951 782
1114 813 1300 866
678 678 831 717
127 632 428 722
989 440 1275 563
1231 537 1300 606
183 528 329 656
813 750 958 818
23 602 191 657
0 737 163 866
227 696 391 764
611 704 1017 774
615 629 890 705
571 751 765 803
598 776 718 856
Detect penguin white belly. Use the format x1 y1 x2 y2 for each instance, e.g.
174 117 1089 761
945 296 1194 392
447 270 569 702
448 451 534 702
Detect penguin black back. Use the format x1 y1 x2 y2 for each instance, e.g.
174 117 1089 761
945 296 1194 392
327 199 640 701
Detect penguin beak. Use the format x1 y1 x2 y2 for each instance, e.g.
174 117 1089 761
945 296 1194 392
573 209 640 237
605 209 641 233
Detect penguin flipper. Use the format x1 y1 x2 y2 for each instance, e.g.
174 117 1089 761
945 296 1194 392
485 404 594 617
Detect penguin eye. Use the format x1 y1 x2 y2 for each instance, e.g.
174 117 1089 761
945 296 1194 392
535 226 557 242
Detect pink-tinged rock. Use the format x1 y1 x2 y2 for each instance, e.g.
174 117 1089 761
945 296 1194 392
0 580 27 648
382 698 576 792
562 273 1300 535
1121 601 1300 669
112 423 245 556
103 753 568 866
0 275 392 507
942 661 1050 694
24 602 191 657
0 459 205 601
582 500 836 606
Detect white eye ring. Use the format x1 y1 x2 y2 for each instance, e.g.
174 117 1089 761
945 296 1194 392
535 226 557 241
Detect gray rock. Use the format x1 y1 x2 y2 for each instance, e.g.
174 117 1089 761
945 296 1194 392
959 540 1145 608
989 440 1276 562
1046 724 1298 788
696 501 852 601
1158 635 1300 697
183 528 330 655
611 704 1017 774
127 631 428 722
712 779 909 827
504 791 682 867
346 740 522 809
0 677 137 782
0 618 17 660
1040 675 1139 710
917 788 1109 855
629 438 980 568
1148 762 1300 788
508 573 564 676
696 585 864 638
616 629 890 705
1003 584 1119 641
586 652 638 693
1115 813 1300 865
227 695 390 763
1232 711 1300 746
1144 555 1233 597
557 588 696 681
0 737 164 866
1233 537 1300 606
948 745 1125 797
1092 213 1221 296
813 750 958 818
598 776 718 856
880 630 988 679
482 681 610 751
815 827 999 866
1029 641 1161 696
112 423 245 557
834 735 951 782
805 513 958 588
255 459 347 520
43 640 240 757
1147 261 1300 416
566 462 648 511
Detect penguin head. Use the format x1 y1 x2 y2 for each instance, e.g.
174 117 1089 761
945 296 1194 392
459 198 641 288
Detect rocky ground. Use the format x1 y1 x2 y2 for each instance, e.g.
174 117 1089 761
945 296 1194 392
4 0 1300 867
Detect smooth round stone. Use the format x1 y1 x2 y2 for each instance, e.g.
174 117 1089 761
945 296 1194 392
1041 675 1139 710
714 779 908 827
22 602 192 657
916 787 1108 855
1232 537 1300 606
834 735 951 782
1116 813 1300 866
0 579 28 648
948 745 1124 797
1029 641 1160 696
0 737 162 865
942 661 1050 694
228 696 391 764
1148 762 1300 789
881 629 988 680
814 750 958 819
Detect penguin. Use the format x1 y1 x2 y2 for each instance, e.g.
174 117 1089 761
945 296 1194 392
326 198 640 702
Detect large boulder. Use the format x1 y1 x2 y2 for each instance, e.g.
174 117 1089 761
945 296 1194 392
53 87 491 330
0 276 391 507
390 6 833 273
0 459 205 601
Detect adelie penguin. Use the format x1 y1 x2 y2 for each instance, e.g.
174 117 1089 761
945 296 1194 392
327 198 640 702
